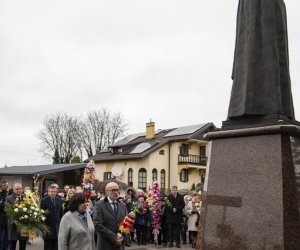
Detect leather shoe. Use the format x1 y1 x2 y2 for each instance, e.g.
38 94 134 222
176 244 181 248
168 243 173 247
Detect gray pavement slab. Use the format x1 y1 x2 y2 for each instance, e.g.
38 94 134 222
26 238 193 250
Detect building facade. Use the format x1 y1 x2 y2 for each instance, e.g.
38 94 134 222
89 122 215 194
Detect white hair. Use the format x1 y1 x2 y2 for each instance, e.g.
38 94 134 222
136 189 144 194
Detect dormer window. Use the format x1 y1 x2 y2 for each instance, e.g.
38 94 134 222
113 147 122 154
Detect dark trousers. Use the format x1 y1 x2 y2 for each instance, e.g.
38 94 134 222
130 232 135 241
135 224 147 244
158 224 169 244
9 240 26 250
181 224 187 243
169 224 181 245
44 239 58 250
189 231 197 246
0 226 8 250
146 226 153 242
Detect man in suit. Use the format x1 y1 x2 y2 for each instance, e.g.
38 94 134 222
5 183 27 250
93 182 127 250
166 185 185 248
41 184 63 250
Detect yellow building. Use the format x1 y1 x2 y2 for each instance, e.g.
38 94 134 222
89 122 215 194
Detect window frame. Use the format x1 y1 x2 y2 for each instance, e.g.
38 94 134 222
128 168 133 187
180 144 189 156
160 169 166 189
179 169 189 182
104 172 113 180
138 168 147 191
152 168 158 182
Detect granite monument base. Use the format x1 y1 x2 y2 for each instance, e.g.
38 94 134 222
199 125 300 249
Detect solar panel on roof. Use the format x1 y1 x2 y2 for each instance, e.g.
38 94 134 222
129 142 152 154
164 123 207 137
113 130 162 146
113 133 145 146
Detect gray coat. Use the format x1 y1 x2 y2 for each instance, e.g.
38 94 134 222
93 197 127 250
58 211 95 250
5 193 28 241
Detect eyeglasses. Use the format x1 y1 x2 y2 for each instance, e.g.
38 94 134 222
107 189 119 193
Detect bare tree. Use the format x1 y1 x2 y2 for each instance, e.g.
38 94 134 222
79 109 127 157
38 113 81 164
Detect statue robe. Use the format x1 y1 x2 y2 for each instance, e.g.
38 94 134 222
228 0 294 120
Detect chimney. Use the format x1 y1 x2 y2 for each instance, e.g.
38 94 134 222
146 121 155 140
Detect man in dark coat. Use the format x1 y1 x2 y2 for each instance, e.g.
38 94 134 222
93 182 127 250
166 185 185 248
5 183 27 250
41 184 63 250
0 181 8 250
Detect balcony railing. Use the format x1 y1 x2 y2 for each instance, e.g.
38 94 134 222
178 154 207 166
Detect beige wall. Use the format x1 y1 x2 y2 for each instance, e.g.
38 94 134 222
94 162 106 181
178 168 201 190
169 142 180 188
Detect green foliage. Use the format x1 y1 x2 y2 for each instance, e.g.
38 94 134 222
52 148 60 164
71 155 81 163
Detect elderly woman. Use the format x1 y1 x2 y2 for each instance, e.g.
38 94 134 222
185 193 201 248
58 193 95 250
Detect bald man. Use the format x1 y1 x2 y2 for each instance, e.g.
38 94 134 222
93 182 127 250
6 183 27 250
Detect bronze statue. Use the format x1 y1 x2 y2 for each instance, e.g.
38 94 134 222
227 0 295 120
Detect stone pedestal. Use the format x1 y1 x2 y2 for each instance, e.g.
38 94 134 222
199 125 300 249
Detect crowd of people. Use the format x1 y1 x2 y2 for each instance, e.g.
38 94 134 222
0 180 202 250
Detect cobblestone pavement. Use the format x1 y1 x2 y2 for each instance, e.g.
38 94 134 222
26 238 194 250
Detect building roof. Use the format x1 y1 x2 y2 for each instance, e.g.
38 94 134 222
0 163 87 175
89 122 215 162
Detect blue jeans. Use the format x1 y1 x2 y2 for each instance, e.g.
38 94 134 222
0 226 8 250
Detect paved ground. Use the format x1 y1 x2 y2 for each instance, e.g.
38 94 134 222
25 238 194 250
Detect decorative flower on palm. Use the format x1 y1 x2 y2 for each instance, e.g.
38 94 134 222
118 197 149 237
118 211 136 237
82 160 96 199
147 181 161 243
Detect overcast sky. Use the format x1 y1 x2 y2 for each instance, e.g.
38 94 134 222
1 0 300 167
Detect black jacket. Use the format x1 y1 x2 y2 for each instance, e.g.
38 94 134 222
41 195 63 239
166 193 185 224
0 190 8 226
